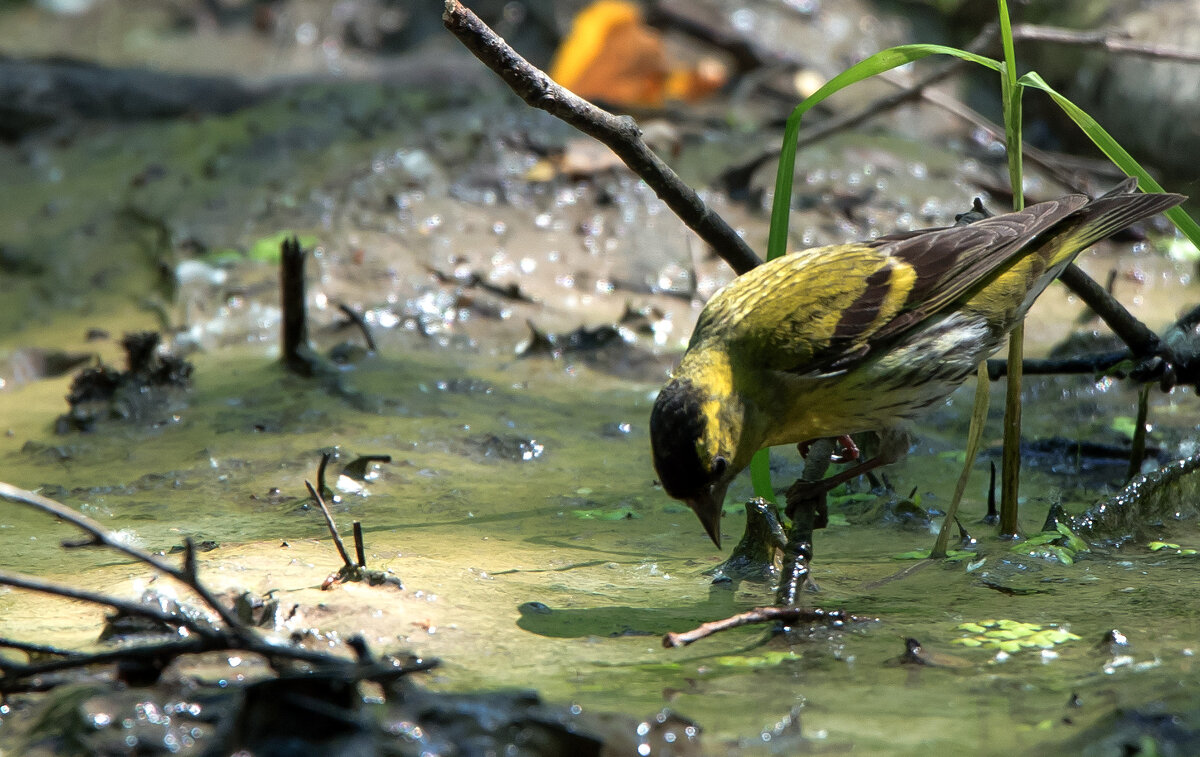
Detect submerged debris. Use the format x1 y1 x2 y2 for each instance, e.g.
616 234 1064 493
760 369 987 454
55 332 193 433
517 319 624 358
464 433 546 463
516 318 670 379
1070 451 1200 541
707 499 787 585
893 637 973 669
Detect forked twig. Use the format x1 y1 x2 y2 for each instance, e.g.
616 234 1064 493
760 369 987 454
0 482 246 633
0 481 430 690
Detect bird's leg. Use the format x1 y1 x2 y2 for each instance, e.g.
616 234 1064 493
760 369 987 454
784 429 910 521
776 438 835 608
777 430 910 610
776 482 823 607
797 434 859 464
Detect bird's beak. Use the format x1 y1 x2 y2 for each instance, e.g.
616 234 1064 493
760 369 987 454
686 480 731 549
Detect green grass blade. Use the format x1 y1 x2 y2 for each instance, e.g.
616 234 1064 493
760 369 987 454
932 363 991 557
997 0 1023 210
1018 71 1200 246
750 449 776 503
996 0 1025 540
767 44 1003 262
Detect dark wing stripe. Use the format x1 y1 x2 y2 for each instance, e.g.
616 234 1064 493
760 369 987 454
833 263 893 340
869 197 1089 343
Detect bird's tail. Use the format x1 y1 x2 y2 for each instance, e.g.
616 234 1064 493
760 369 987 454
1014 178 1184 317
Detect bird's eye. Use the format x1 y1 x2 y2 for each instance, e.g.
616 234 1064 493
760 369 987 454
711 455 728 478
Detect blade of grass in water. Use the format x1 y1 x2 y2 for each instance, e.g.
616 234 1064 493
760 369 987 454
997 0 1025 538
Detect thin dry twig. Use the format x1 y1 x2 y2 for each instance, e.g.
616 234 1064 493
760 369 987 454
0 482 246 633
0 481 431 691
0 568 217 639
337 302 378 353
0 637 78 659
305 479 356 570
1011 24 1200 64
663 606 870 648
442 0 761 275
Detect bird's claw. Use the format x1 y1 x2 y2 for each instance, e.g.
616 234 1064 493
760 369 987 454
798 435 860 464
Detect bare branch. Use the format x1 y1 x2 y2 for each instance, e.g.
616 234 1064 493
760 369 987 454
0 568 219 638
442 0 761 275
1012 24 1200 64
0 482 247 633
1057 264 1162 358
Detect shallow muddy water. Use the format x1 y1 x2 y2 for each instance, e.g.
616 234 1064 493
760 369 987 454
3 1 1200 753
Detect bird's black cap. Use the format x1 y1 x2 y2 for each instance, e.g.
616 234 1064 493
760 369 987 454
649 377 708 501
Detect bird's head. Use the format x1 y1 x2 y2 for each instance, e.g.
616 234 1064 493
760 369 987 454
649 375 742 548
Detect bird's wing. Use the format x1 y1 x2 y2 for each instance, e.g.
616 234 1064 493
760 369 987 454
710 194 1090 376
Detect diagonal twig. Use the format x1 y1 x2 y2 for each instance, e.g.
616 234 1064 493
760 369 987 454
306 479 356 570
0 568 221 640
442 0 761 275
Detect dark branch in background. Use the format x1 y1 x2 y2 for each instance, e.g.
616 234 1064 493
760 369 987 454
989 301 1200 390
337 302 378 353
1011 24 1200 64
908 83 1085 192
442 0 762 275
986 350 1131 379
1058 264 1162 358
277 239 379 410
645 0 768 75
717 25 999 193
988 265 1195 386
280 236 313 376
353 521 367 567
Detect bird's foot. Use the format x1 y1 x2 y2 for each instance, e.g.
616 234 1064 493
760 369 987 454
783 479 830 528
796 434 860 464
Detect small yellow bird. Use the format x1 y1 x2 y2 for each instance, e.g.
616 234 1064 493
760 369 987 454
650 179 1184 547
